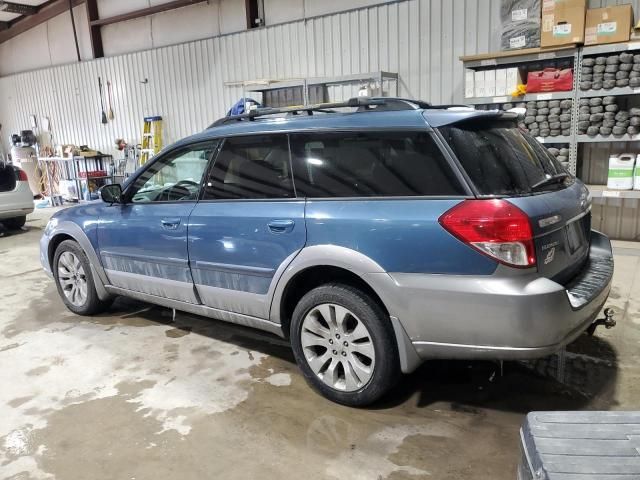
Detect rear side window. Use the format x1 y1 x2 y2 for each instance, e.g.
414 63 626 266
203 135 294 199
439 121 568 196
289 132 465 197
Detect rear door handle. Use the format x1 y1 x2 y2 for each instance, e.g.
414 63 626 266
267 219 295 233
161 218 181 230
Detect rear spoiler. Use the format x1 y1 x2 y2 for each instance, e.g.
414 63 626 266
424 109 519 128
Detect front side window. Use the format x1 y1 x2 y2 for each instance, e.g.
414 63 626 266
289 131 465 197
203 135 294 199
129 142 217 203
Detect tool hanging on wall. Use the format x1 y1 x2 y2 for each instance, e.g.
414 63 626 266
140 116 163 165
107 81 115 120
98 77 108 124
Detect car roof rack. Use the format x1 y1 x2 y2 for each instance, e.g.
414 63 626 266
208 97 433 128
423 104 474 109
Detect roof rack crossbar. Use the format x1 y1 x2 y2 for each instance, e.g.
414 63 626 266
210 97 387 127
424 104 474 109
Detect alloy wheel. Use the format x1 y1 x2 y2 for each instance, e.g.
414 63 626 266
300 303 376 392
57 251 88 307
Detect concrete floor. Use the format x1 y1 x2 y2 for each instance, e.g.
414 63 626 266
1 209 639 480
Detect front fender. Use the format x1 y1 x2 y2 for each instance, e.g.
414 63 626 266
45 220 109 287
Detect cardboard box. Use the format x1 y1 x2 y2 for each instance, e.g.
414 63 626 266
495 69 508 96
541 0 587 47
464 70 475 98
484 69 496 96
501 0 542 50
474 71 485 97
506 67 524 94
584 5 633 46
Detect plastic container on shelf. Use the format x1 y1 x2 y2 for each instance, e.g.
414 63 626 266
634 154 640 190
607 153 635 190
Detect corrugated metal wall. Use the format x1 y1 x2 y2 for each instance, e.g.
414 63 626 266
0 0 639 238
0 0 506 156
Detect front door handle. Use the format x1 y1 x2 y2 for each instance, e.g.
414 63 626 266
161 218 181 230
267 219 295 233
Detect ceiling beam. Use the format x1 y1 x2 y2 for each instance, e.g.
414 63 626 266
0 0 84 44
0 2 38 15
0 0 208 46
84 0 102 58
89 0 206 27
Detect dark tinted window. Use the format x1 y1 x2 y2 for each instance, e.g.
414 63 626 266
203 135 294 199
289 132 465 197
439 121 570 196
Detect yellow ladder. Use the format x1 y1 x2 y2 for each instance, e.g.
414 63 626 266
140 115 163 165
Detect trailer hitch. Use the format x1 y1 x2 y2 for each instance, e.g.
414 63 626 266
587 307 616 336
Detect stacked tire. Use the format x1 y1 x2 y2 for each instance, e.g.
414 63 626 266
576 96 640 137
522 99 573 138
546 147 570 170
580 53 640 91
500 102 527 130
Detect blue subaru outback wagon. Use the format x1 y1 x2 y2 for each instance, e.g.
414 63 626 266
41 98 614 406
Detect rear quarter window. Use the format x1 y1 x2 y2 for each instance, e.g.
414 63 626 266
439 121 569 196
289 131 466 197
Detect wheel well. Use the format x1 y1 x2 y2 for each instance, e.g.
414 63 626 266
279 265 389 338
48 234 74 269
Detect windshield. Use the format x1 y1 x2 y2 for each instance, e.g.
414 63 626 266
439 121 571 196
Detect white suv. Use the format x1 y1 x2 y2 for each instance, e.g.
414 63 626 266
0 163 34 229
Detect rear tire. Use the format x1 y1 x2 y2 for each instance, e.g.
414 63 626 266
290 283 400 406
3 215 26 229
53 240 112 315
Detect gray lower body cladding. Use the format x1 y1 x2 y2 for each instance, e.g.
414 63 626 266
42 224 613 371
367 231 613 361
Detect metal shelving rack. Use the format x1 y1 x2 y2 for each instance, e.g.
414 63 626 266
37 155 115 202
461 41 640 200
464 91 574 105
577 134 640 143
536 135 573 144
461 46 581 174
235 71 399 108
461 45 578 68
577 86 640 99
574 41 640 198
584 184 640 199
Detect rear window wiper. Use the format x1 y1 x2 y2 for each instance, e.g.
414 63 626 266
530 173 570 192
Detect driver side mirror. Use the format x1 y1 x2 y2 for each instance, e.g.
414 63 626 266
100 184 123 204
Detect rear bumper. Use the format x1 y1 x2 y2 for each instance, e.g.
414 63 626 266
0 181 34 219
367 231 613 361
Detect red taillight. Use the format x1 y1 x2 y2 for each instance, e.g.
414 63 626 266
438 199 536 268
16 168 28 182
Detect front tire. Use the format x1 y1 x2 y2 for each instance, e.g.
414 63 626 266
290 283 400 406
3 215 26 229
53 240 112 315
